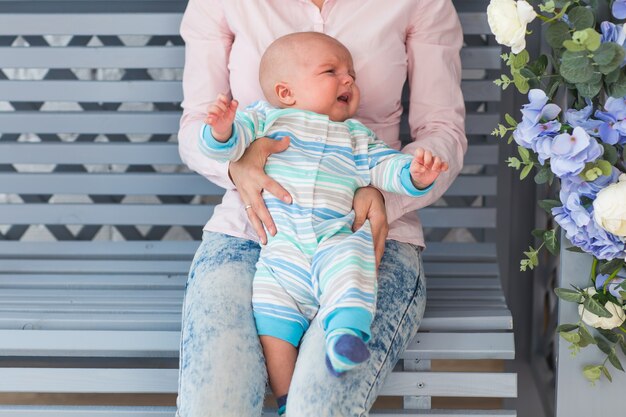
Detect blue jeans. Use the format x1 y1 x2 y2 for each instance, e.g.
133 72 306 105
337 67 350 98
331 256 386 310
176 232 426 417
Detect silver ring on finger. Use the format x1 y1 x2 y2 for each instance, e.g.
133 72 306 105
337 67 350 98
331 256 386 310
244 204 252 211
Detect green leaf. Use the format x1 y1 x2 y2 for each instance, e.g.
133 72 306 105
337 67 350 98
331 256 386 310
599 258 625 275
513 71 530 94
538 199 562 213
561 331 581 343
534 166 554 184
563 39 587 51
601 365 613 382
557 323 580 332
560 50 594 83
518 146 530 162
585 297 613 318
546 21 572 50
531 228 545 240
606 67 621 84
597 328 620 343
566 246 586 253
608 70 626 97
575 82 602 99
520 163 533 180
504 113 518 127
540 0 556 13
603 143 619 165
583 365 602 382
543 229 559 255
513 50 530 70
507 157 522 170
528 55 549 76
597 159 613 176
593 43 625 74
595 336 612 354
573 28 601 51
609 352 624 371
548 79 561 98
578 326 596 347
568 6 595 30
620 340 626 356
555 288 584 302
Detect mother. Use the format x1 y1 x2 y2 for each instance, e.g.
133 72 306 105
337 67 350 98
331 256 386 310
176 0 466 416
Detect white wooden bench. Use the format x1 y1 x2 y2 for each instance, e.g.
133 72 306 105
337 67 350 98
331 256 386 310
0 5 516 416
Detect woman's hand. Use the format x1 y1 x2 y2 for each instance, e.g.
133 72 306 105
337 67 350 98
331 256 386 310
229 136 292 244
352 186 388 270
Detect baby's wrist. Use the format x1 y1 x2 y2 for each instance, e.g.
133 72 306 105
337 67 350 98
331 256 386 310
411 176 433 190
211 126 232 142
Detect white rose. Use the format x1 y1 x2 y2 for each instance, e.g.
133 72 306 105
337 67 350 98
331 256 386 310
487 0 537 54
578 288 626 329
593 174 626 238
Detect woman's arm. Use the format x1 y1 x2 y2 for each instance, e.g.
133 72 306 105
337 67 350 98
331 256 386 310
382 0 468 224
178 0 236 189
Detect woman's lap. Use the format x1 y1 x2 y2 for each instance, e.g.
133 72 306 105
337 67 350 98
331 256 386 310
288 240 425 416
176 232 426 417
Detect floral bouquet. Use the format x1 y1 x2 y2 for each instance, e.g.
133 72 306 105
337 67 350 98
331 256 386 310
487 0 626 383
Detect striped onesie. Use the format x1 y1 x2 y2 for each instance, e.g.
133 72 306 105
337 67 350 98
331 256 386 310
199 101 431 348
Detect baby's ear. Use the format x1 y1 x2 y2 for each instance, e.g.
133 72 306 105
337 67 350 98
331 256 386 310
275 82 296 106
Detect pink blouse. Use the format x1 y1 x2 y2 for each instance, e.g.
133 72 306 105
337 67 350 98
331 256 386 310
178 0 467 247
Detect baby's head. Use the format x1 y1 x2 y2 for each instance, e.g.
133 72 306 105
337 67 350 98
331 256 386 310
259 32 359 122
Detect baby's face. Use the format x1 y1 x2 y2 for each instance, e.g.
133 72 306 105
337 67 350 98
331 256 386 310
288 40 359 122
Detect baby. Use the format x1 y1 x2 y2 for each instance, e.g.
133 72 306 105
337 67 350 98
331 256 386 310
199 32 448 415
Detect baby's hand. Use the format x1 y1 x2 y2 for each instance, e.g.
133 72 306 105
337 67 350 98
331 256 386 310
205 93 238 142
409 148 449 189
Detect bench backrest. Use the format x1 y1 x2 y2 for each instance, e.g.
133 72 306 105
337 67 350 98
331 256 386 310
0 8 500 246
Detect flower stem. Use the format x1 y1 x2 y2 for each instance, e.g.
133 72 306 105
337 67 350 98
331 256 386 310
591 257 598 283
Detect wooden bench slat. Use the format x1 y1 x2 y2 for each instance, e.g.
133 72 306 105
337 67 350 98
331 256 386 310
0 12 491 36
0 330 514 360
0 46 498 70
0 112 181 134
0 143 498 165
0 80 498 102
0 306 513 332
422 309 513 331
0 257 499 275
1 80 183 102
0 173 497 197
0 406 517 417
0 205 497 228
0 406 179 417
0 13 182 35
0 112 497 135
0 47 185 69
0 368 516 398
0 241 497 261
458 12 492 35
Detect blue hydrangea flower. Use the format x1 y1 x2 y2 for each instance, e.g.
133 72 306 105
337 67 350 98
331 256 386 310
565 102 604 137
594 97 626 145
612 1 626 20
553 192 626 260
535 127 603 177
520 89 561 125
513 119 561 149
595 273 625 299
560 167 622 199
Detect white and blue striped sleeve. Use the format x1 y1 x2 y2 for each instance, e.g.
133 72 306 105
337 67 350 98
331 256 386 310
367 135 434 197
198 101 267 162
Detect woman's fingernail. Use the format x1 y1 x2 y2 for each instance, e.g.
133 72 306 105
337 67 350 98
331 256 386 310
284 195 291 203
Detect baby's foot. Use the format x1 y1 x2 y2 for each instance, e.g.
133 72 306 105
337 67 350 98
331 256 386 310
276 394 287 416
325 328 370 376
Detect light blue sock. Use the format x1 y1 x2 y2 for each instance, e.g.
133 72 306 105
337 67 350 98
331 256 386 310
325 328 370 376
276 394 287 416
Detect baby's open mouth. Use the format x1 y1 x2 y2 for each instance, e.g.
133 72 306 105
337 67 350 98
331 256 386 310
337 94 350 103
